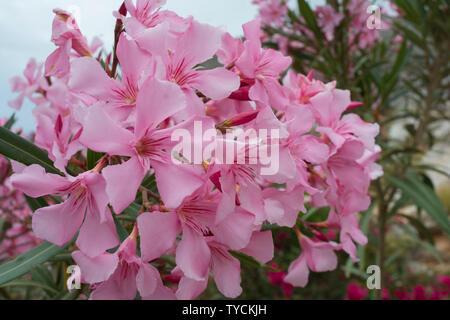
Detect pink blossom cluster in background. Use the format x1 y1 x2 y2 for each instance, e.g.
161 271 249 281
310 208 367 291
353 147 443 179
346 276 450 300
7 0 381 300
253 0 395 54
0 119 40 260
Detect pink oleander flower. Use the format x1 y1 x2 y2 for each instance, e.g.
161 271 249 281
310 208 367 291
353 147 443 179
284 233 341 287
174 231 274 299
73 228 174 300
8 59 45 110
118 0 189 38
45 9 97 78
69 33 153 122
78 78 211 213
136 20 240 119
137 185 256 282
315 5 344 41
233 19 292 108
253 0 289 28
11 165 119 257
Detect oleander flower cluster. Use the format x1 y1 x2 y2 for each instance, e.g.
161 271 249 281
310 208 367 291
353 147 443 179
253 0 393 54
7 0 382 300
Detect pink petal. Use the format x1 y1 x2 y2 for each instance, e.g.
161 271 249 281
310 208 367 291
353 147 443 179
176 20 224 66
32 200 85 246
79 103 135 157
135 77 186 138
240 231 274 263
76 207 119 258
176 276 208 300
10 164 69 198
284 254 309 287
136 263 160 297
45 40 72 77
176 225 211 281
116 33 150 86
72 250 119 284
152 161 204 209
142 283 177 300
69 57 118 100
213 209 255 250
211 249 242 298
89 266 137 300
137 211 181 262
135 22 171 57
215 172 236 223
309 89 351 127
191 68 240 100
102 157 147 214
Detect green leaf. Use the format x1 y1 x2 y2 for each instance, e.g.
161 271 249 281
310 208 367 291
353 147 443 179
0 217 5 239
396 223 442 263
399 213 434 244
393 22 426 50
3 114 16 130
297 0 323 44
196 56 223 70
387 172 450 236
415 164 450 179
384 40 410 85
301 206 330 222
0 241 69 285
121 201 140 221
141 174 157 192
230 251 276 272
30 264 57 296
114 215 129 243
0 126 62 175
24 195 49 212
0 279 59 294
86 149 104 170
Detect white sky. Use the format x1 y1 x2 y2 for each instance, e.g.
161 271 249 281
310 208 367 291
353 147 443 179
0 0 327 132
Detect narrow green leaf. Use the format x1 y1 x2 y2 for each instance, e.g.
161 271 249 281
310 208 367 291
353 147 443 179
24 195 49 212
141 174 157 193
114 215 129 243
0 241 69 285
0 127 62 175
30 264 57 296
387 173 450 236
0 279 59 294
399 213 434 244
86 149 104 170
0 217 5 239
230 251 276 272
3 114 16 130
297 0 323 44
397 223 442 263
122 202 140 221
385 40 410 84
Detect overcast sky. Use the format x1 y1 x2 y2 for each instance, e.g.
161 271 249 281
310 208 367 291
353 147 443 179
0 0 327 132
